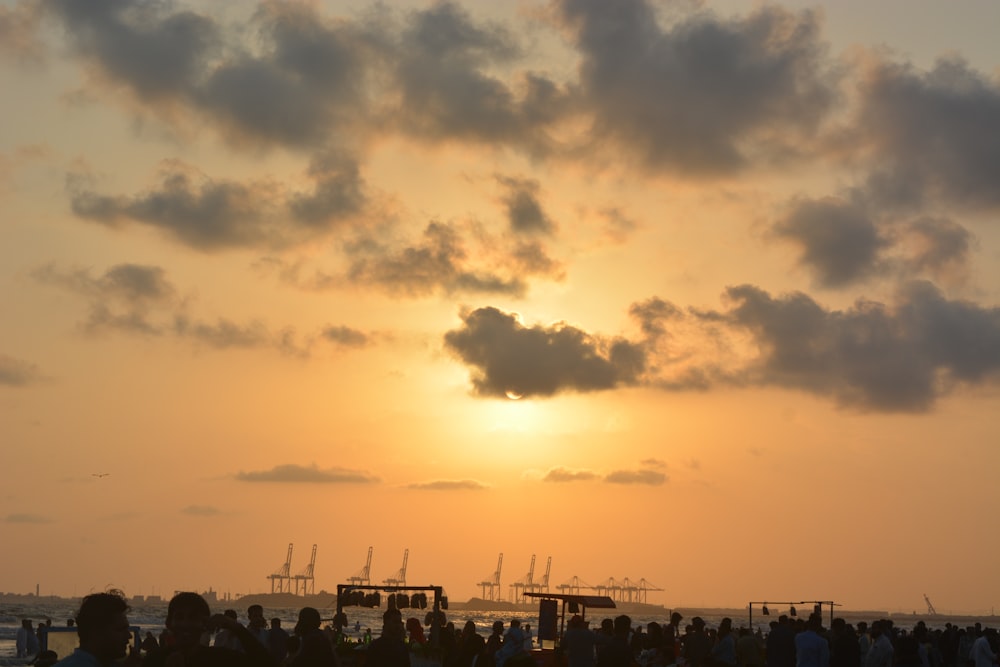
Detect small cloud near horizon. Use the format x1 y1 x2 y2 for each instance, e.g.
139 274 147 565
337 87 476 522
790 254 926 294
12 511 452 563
406 479 488 491
235 463 378 484
604 469 668 485
542 467 599 482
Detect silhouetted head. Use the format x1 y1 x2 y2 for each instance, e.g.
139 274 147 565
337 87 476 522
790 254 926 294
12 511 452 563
295 607 321 635
614 615 631 637
75 591 132 662
166 592 211 652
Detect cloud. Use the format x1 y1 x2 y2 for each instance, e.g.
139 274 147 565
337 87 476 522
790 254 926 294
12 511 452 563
553 0 838 175
710 281 1000 412
629 297 683 341
640 458 666 469
0 354 43 387
772 197 889 288
604 469 667 485
69 158 367 252
406 479 488 491
180 505 223 517
42 0 375 150
386 2 564 153
444 306 647 398
855 56 1000 211
33 263 319 356
321 326 371 348
5 513 52 524
32 262 175 336
235 463 378 484
347 221 527 298
446 281 1000 412
497 176 556 235
542 467 599 482
903 217 975 278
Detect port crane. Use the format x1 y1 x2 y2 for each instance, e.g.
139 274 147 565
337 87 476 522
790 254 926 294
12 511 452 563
477 553 503 601
268 543 294 593
293 544 317 595
525 556 552 596
556 575 591 596
383 548 409 587
348 547 374 586
924 594 938 615
509 554 536 604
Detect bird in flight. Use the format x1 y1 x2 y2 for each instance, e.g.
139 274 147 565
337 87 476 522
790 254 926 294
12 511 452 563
92 473 110 478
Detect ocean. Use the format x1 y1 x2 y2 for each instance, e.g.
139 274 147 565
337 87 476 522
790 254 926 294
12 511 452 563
2 597 996 665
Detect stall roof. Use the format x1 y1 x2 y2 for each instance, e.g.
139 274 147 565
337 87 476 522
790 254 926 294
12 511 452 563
522 592 617 608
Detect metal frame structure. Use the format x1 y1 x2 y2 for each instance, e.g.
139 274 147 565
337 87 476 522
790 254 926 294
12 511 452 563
336 584 446 648
523 591 616 646
747 600 840 629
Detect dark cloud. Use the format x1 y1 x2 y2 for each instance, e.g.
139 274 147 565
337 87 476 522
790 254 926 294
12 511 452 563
32 263 175 336
772 197 888 288
553 0 838 175
321 326 371 348
236 463 378 484
443 306 646 398
33 263 316 356
5 513 52 524
904 217 974 277
387 2 563 153
856 56 1000 211
407 479 487 491
172 316 272 350
497 176 556 235
43 0 374 150
70 159 367 252
629 297 682 340
181 505 223 517
713 281 1000 411
542 467 598 482
508 242 565 280
604 469 667 485
347 222 527 297
0 354 43 387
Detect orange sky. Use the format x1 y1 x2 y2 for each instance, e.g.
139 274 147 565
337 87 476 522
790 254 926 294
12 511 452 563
1 0 999 614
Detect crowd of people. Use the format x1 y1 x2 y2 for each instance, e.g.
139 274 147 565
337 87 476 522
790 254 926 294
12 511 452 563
18 590 1000 667
563 611 1000 667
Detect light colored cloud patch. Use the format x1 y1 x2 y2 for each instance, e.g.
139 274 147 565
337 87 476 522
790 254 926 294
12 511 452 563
407 479 488 491
235 463 378 484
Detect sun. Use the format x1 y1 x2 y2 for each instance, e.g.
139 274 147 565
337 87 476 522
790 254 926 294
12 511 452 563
505 390 523 400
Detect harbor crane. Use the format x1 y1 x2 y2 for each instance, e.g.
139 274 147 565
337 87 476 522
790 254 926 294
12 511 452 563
556 575 591 596
349 547 374 586
509 554 536 604
268 543 294 593
924 594 938 615
383 548 409 587
293 544 317 595
636 578 663 604
477 553 503 601
525 556 552 596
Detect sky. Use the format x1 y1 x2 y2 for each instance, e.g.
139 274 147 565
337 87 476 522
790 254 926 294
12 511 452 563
1 0 999 615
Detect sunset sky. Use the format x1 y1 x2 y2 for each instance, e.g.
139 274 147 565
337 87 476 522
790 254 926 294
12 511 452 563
2 0 999 615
